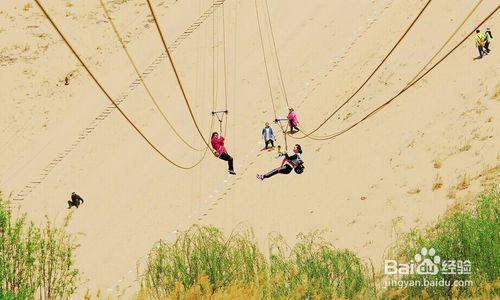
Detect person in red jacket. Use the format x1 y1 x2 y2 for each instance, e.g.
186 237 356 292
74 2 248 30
287 108 299 133
211 132 236 175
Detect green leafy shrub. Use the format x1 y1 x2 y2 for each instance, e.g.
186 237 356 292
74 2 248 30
384 188 500 299
139 226 375 299
0 195 79 299
268 230 374 299
140 225 267 298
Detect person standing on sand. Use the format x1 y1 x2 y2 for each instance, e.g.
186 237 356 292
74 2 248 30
211 132 236 175
485 27 493 39
68 192 84 208
262 122 275 149
484 27 493 53
474 29 487 58
287 108 299 134
256 144 303 180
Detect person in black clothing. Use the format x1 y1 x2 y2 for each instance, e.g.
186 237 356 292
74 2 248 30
256 144 303 180
68 192 84 208
486 28 493 39
484 27 493 53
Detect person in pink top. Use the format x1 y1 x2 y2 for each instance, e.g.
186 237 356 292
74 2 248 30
287 108 299 133
211 132 236 175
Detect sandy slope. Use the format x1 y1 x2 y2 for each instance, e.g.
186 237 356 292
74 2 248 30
1 0 498 296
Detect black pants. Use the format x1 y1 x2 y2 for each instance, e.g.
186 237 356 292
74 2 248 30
484 41 490 52
289 121 298 133
68 198 83 208
265 139 274 149
263 164 293 178
478 45 486 57
219 152 234 171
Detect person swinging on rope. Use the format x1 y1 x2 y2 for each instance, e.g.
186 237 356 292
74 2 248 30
256 144 304 180
211 132 236 175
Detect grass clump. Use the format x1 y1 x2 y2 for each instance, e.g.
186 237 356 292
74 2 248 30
140 225 267 299
457 173 471 190
492 83 500 100
433 159 442 169
447 186 457 199
137 187 499 299
268 231 375 299
458 141 471 152
138 226 375 299
384 188 500 299
0 194 79 299
432 173 443 191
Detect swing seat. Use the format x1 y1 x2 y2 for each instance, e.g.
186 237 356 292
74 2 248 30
294 162 305 174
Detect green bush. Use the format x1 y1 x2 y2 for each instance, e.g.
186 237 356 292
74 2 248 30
384 188 500 299
0 195 79 299
139 226 375 299
140 225 267 298
269 231 375 299
138 188 500 299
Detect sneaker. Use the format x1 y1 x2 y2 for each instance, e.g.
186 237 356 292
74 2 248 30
256 174 264 180
229 170 236 175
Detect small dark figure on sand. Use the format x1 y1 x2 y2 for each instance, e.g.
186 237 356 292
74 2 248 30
68 192 84 208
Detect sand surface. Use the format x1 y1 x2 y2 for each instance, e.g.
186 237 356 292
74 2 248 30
1 0 498 297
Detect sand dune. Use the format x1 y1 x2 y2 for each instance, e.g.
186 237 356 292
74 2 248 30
1 0 498 296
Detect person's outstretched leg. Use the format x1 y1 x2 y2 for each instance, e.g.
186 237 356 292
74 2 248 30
228 156 234 172
258 165 293 180
219 152 235 174
263 167 280 179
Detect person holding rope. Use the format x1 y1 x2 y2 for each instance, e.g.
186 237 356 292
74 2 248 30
211 132 236 175
256 144 304 180
287 108 299 133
